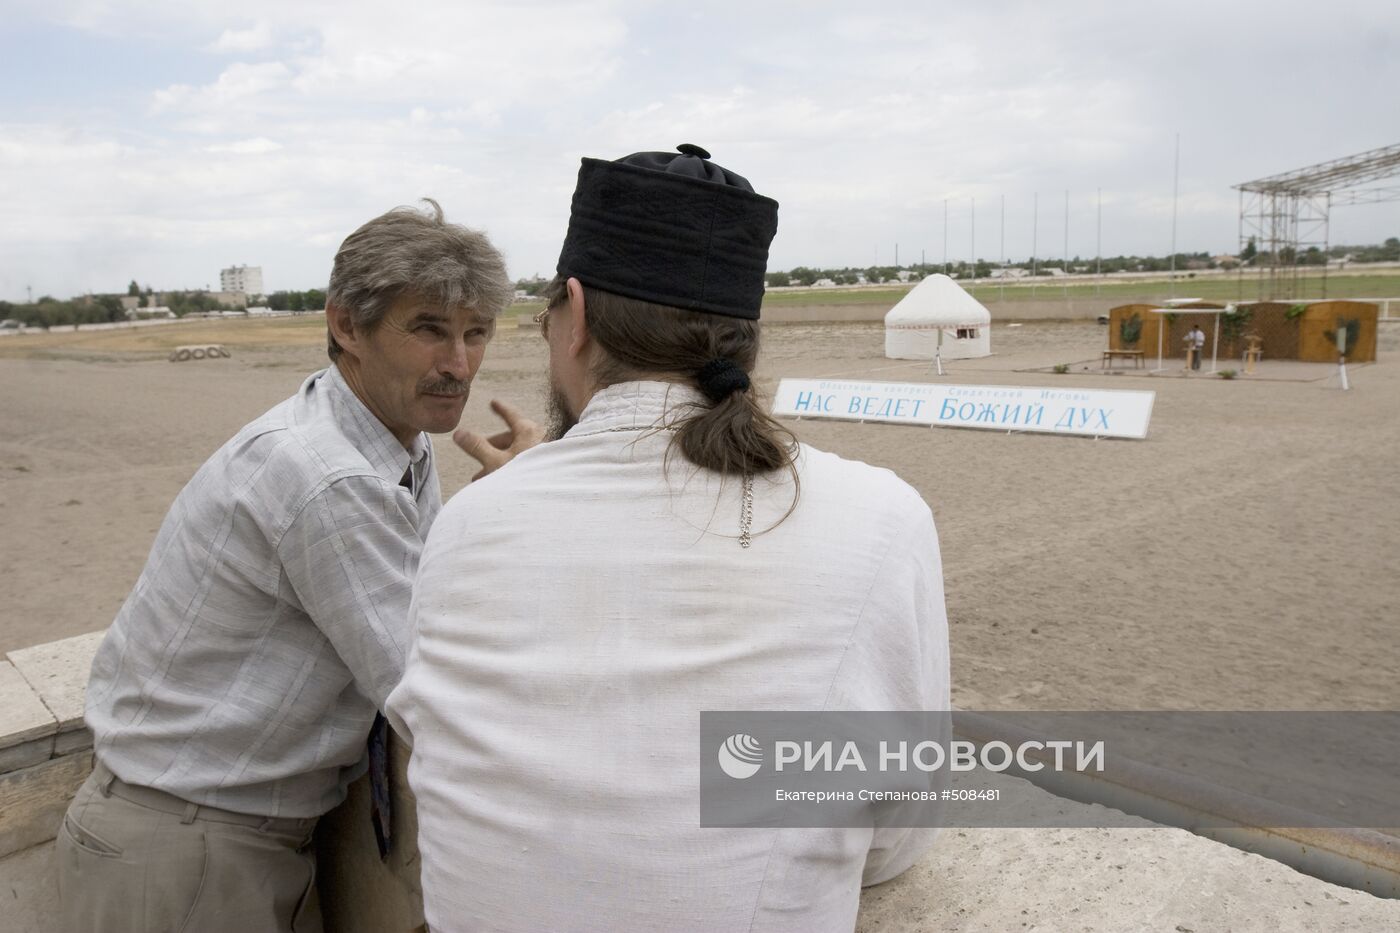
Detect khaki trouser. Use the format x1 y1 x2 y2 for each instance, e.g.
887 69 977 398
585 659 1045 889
56 761 323 933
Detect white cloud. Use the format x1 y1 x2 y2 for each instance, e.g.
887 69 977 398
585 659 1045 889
152 61 292 114
204 137 282 154
208 21 273 53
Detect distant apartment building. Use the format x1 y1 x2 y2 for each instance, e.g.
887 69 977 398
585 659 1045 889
220 264 264 296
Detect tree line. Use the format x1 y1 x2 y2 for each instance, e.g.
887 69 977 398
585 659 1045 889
264 290 327 312
1 288 328 329
0 291 246 328
760 237 1400 287
0 295 126 329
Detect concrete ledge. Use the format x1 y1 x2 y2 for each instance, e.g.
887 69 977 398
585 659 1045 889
0 632 102 780
52 727 94 757
0 752 92 858
952 710 1400 899
9 632 105 734
0 631 103 862
0 735 54 775
0 661 57 758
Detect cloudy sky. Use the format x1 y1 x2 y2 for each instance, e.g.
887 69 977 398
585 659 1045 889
3 0 1398 301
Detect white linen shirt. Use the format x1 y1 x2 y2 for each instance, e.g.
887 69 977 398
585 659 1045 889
389 381 950 933
86 364 440 818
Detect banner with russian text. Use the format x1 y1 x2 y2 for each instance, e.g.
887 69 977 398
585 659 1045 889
772 378 1155 439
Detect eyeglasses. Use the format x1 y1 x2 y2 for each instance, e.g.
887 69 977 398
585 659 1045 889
533 301 556 336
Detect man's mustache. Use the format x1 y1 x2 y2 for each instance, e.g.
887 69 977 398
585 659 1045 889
420 378 470 396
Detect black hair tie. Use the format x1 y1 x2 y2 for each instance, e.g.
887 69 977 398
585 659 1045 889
696 358 751 402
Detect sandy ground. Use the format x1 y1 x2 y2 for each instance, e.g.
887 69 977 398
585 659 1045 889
2 316 1396 713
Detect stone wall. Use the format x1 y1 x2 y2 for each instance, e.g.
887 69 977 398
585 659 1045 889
0 632 103 863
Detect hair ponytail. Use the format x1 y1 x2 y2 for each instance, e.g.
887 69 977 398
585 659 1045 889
675 376 795 477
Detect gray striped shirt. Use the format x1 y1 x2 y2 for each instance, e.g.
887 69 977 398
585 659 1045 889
86 364 440 818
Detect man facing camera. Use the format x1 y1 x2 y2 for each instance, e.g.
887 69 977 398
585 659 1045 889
389 146 950 932
59 200 537 933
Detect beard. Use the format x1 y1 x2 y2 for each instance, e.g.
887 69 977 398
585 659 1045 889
546 382 577 441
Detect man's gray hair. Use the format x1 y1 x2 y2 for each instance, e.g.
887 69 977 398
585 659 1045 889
326 198 512 359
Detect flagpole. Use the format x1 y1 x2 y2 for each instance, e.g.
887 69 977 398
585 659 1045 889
1170 133 1179 299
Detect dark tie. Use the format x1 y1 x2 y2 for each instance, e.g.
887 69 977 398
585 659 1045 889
368 714 392 860
368 463 416 859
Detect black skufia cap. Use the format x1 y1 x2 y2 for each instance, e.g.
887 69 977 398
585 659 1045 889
555 144 779 320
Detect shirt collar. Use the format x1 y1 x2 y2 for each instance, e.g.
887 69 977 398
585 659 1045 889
566 381 708 438
320 363 429 487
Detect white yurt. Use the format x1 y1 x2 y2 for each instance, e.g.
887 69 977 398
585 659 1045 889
884 274 992 360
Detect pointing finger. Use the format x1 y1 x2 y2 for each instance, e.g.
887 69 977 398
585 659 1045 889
453 428 505 471
489 399 530 431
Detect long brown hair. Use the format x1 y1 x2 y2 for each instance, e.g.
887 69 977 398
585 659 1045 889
542 277 800 494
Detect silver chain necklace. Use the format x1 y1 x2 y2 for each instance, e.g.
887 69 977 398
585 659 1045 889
576 424 754 547
739 473 754 548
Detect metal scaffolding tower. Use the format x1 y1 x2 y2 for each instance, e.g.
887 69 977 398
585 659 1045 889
1234 143 1400 299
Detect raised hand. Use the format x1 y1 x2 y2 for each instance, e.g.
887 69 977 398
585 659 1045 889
452 399 545 481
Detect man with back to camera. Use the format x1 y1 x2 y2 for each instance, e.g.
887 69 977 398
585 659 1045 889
57 200 541 932
388 145 951 931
